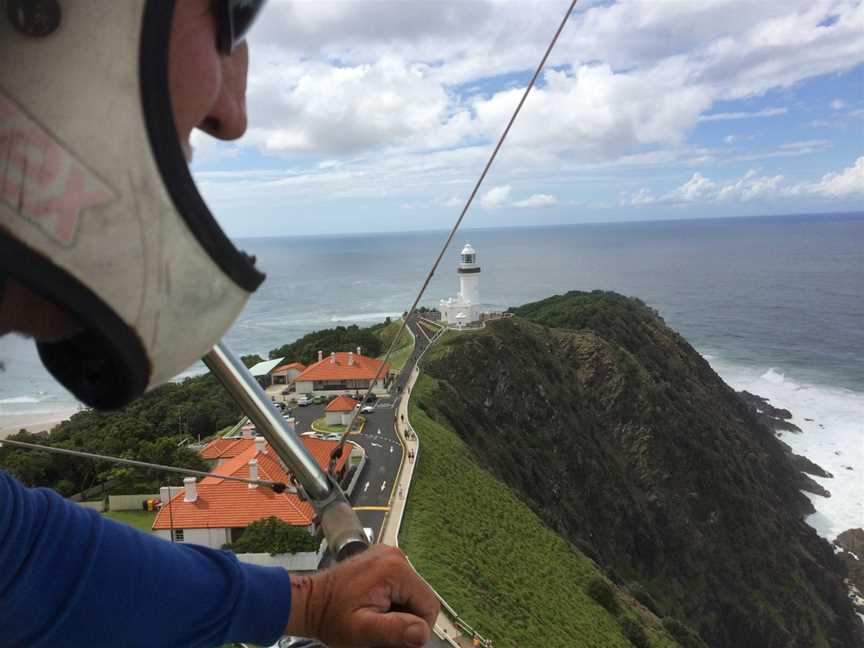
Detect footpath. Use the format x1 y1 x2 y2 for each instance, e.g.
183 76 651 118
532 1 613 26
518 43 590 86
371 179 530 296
376 318 489 648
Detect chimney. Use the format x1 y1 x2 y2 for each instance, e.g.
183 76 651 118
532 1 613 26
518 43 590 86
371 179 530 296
183 477 198 503
348 351 354 366
159 486 172 505
318 350 323 362
356 346 361 356
248 459 258 488
255 437 267 454
330 351 336 364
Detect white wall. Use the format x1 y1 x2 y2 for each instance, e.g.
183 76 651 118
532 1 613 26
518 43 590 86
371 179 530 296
236 542 326 572
109 493 161 511
154 527 230 549
295 381 313 394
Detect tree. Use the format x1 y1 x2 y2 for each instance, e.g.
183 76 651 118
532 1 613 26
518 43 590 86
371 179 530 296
222 516 319 555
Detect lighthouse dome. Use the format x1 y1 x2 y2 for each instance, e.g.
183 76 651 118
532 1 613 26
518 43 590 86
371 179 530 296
461 243 476 256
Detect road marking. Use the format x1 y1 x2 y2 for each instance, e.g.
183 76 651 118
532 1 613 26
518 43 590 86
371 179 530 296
363 481 370 493
353 506 390 512
371 442 383 448
380 481 387 492
377 428 382 435
390 446 394 453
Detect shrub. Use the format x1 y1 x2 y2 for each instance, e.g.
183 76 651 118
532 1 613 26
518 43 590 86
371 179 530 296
222 516 319 556
586 576 619 614
619 617 650 648
662 617 708 648
628 582 662 616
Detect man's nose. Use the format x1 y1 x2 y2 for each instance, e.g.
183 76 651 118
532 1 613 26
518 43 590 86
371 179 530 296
201 42 249 140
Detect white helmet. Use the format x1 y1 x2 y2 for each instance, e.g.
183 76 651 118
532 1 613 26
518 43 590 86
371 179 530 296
0 0 266 408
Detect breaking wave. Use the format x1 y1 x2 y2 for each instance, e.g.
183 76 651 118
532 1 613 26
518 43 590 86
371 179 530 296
706 354 864 541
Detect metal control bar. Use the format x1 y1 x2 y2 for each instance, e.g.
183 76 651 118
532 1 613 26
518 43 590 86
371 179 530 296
204 342 369 561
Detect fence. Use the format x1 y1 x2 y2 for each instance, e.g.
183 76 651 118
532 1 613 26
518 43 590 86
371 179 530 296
78 501 105 512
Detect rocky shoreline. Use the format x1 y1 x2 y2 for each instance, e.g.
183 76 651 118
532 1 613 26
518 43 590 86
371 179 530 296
835 529 864 617
737 390 834 502
738 390 864 620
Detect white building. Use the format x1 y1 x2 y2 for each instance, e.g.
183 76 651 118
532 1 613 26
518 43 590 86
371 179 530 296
440 243 481 326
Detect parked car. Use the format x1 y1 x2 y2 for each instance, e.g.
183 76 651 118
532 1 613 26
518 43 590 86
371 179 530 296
359 393 377 403
297 396 311 406
312 395 328 405
360 405 375 414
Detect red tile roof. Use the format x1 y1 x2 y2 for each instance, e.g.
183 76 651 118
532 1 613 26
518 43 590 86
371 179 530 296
199 438 255 461
273 362 306 373
325 395 359 412
154 438 349 530
294 352 390 383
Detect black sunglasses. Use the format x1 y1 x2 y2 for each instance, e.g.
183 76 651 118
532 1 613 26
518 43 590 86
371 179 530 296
214 0 267 55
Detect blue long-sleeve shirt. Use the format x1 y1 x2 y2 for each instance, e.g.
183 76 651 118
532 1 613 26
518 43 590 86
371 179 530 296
0 470 293 647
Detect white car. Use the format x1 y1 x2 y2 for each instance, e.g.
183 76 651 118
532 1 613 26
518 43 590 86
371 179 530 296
360 405 375 413
297 396 311 406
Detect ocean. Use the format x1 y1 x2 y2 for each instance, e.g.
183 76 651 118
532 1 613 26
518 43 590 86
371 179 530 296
1 212 862 539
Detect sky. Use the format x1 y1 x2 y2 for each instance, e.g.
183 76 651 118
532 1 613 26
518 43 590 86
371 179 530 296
192 0 864 238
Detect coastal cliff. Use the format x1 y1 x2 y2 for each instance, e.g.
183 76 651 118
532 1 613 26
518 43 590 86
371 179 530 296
416 291 862 648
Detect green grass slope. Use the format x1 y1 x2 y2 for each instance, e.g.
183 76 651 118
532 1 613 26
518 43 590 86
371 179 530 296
401 374 681 648
376 319 415 371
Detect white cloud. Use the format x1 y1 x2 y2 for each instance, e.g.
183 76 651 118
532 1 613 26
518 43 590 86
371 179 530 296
236 0 864 165
477 186 558 209
831 98 848 110
625 187 657 206
480 185 512 209
808 156 864 196
512 194 559 208
724 134 755 144
624 157 864 207
698 107 787 122
670 173 718 202
245 57 473 154
716 169 786 201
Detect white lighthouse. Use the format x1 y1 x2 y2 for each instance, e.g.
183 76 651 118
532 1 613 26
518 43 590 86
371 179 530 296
439 243 481 326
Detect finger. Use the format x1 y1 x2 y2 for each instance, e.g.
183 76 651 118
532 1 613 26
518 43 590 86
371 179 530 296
390 569 440 629
354 609 431 648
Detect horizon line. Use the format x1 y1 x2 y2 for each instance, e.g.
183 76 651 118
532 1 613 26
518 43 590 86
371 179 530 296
231 209 864 241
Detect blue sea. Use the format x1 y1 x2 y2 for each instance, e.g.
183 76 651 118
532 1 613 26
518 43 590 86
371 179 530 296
2 212 862 537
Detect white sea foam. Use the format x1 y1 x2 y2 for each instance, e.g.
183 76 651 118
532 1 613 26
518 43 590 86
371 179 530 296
329 311 402 323
708 357 864 541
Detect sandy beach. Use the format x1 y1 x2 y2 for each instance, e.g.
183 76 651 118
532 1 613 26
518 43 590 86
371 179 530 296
0 409 78 440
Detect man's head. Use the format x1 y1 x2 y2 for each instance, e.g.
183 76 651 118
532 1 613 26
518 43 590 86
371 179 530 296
170 0 251 159
0 0 267 409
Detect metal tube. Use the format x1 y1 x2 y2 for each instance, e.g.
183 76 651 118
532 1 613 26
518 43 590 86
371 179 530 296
203 342 331 499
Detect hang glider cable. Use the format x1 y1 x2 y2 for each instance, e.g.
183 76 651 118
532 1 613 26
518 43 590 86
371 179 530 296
0 438 287 492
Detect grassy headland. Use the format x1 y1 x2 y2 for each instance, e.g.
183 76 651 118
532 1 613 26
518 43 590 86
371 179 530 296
401 374 680 648
375 319 415 371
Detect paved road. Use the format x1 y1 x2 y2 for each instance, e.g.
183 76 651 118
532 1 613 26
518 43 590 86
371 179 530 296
288 368 411 543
